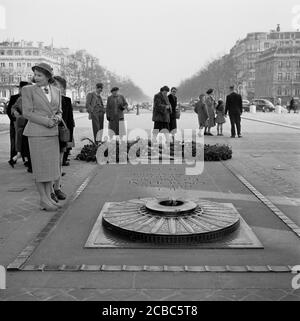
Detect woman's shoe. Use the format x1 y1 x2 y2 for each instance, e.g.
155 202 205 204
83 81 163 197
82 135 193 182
55 189 67 201
40 201 58 212
27 167 33 173
8 159 16 168
51 193 59 203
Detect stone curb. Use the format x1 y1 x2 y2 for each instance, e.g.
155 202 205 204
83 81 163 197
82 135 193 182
7 264 294 273
242 116 300 130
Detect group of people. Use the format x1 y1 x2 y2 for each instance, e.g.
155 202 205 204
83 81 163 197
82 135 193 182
86 83 128 143
7 63 75 212
194 86 243 138
151 85 243 140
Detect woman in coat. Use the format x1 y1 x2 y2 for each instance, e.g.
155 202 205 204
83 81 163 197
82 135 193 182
106 87 128 140
168 87 178 137
205 89 216 136
194 94 209 136
22 63 62 212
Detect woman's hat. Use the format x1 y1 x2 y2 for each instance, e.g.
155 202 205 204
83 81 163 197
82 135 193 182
206 89 214 95
32 63 53 76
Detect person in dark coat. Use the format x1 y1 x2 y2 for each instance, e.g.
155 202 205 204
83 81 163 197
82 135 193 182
168 87 178 137
106 87 128 139
194 94 209 136
52 76 75 202
152 86 171 143
7 84 23 167
225 86 243 138
11 82 32 172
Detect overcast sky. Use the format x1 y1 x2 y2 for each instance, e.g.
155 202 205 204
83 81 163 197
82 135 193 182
0 0 299 95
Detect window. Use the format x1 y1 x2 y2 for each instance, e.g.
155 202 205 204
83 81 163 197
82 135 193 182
297 61 300 68
25 50 32 56
9 63 13 67
286 61 291 68
33 51 39 56
279 61 284 68
286 73 291 81
264 42 270 49
15 50 21 56
0 50 5 55
277 87 282 95
7 50 13 55
278 73 283 81
0 62 5 67
1 90 7 97
296 73 300 81
16 75 22 83
27 63 31 67
296 88 300 96
27 74 32 81
1 75 6 82
9 75 14 83
17 63 21 67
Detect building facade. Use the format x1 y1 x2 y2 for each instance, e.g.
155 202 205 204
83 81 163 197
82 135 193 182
230 28 300 100
0 40 69 99
255 46 300 105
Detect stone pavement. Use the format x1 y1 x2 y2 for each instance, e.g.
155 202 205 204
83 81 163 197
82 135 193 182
0 112 300 301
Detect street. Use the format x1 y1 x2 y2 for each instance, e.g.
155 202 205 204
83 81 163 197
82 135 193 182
0 111 300 301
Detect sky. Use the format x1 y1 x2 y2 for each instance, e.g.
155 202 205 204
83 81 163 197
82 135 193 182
0 0 300 96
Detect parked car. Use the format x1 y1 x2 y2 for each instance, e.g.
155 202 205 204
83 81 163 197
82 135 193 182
179 102 195 112
251 99 275 112
242 100 250 112
72 99 87 113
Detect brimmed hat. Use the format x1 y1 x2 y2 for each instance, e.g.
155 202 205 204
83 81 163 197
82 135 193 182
96 83 104 89
111 87 119 93
206 89 214 95
32 63 53 77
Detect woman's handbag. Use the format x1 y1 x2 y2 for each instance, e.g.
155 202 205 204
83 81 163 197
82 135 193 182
59 119 70 143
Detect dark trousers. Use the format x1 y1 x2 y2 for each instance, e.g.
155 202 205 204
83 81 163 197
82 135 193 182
9 122 17 160
229 113 241 137
91 111 104 143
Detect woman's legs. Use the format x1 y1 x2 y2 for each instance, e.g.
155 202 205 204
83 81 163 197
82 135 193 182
36 182 56 210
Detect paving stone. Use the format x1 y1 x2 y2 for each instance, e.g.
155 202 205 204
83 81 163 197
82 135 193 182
206 266 227 272
268 266 292 272
123 265 144 272
31 288 64 301
43 265 62 271
61 265 82 272
142 289 180 301
80 265 101 271
46 294 78 301
101 265 123 272
185 266 206 272
252 289 289 301
5 293 39 301
163 266 185 272
143 266 164 272
226 266 248 272
241 294 271 301
246 266 271 272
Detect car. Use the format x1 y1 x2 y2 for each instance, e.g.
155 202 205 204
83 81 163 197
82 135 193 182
251 99 275 112
242 100 250 112
179 102 195 112
72 99 87 113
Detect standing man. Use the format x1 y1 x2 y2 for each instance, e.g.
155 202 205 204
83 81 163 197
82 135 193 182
86 83 105 143
106 87 128 140
152 86 171 144
168 87 178 140
7 82 26 167
225 85 243 138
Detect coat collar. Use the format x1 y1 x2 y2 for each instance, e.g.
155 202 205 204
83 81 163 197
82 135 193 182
33 84 58 108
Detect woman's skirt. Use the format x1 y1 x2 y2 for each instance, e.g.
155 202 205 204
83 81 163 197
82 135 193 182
215 112 226 124
28 136 60 182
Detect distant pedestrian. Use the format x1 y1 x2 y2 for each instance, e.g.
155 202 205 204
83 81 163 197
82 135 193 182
205 89 216 136
11 81 32 172
289 97 297 113
168 87 178 139
215 99 226 136
152 86 171 144
86 83 105 143
194 94 209 137
7 83 23 168
225 85 243 138
106 87 128 140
